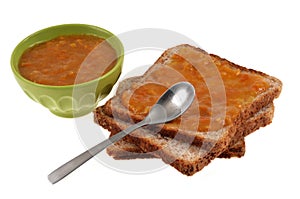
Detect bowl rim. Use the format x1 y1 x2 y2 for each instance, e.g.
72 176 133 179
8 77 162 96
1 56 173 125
10 23 124 89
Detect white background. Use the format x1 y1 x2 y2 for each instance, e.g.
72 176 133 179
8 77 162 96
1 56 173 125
1 0 299 198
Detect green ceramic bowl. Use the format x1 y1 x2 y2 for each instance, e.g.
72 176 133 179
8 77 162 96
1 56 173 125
11 24 124 118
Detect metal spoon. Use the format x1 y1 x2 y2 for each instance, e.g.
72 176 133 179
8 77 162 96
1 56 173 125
48 81 195 184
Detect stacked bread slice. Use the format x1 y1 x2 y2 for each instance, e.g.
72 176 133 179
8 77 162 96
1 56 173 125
94 44 282 176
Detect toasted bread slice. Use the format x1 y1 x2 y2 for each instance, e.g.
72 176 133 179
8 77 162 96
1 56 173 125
101 44 281 148
95 103 274 175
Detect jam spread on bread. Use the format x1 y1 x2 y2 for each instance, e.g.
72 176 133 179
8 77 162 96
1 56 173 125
121 49 270 132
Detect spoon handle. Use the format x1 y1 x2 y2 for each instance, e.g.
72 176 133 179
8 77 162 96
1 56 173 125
48 120 147 184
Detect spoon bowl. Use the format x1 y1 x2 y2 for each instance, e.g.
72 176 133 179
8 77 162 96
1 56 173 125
146 82 195 124
48 81 195 184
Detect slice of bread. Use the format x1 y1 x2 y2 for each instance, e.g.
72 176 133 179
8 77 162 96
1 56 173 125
95 103 274 175
101 44 281 148
94 44 282 175
105 103 274 160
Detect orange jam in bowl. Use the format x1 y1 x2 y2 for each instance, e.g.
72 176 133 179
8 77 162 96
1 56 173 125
19 34 117 86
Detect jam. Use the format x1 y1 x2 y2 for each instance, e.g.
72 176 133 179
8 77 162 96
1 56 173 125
19 35 117 86
121 47 270 132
